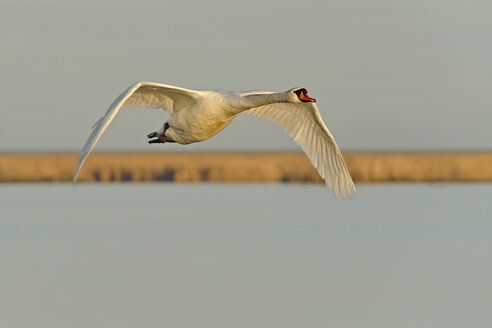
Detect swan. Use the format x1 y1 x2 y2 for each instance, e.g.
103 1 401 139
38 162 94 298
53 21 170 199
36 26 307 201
74 82 355 198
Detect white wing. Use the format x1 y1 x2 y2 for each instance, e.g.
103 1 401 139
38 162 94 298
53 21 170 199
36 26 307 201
244 102 355 199
73 81 200 182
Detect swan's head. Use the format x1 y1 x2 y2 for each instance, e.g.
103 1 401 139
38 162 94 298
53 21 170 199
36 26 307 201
289 87 316 103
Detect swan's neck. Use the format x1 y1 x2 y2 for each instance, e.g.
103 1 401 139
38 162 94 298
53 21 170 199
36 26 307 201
228 92 289 114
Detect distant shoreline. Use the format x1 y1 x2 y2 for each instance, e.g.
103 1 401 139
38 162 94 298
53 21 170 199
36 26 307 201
1 152 491 183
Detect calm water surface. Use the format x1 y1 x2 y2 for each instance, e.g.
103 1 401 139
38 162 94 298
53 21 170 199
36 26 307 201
1 183 491 328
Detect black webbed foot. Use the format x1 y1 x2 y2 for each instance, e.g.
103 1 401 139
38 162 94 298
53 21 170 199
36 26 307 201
148 135 167 144
147 132 158 138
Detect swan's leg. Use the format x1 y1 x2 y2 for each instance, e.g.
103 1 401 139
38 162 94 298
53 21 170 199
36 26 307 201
147 122 169 139
148 122 174 144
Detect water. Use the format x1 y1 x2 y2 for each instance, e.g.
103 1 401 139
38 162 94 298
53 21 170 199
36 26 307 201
1 183 491 328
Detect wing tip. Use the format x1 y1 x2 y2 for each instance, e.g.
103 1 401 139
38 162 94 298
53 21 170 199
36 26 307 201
73 172 79 183
327 175 356 200
73 163 81 183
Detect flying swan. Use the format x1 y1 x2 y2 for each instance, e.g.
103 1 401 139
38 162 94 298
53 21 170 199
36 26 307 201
74 82 355 198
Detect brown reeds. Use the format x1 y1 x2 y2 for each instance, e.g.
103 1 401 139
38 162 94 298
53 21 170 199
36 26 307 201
0 152 491 183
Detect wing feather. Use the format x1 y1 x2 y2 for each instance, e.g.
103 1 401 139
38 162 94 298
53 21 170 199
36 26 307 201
244 102 355 199
73 81 199 182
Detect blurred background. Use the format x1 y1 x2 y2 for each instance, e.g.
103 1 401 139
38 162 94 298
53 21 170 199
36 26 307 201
1 1 492 328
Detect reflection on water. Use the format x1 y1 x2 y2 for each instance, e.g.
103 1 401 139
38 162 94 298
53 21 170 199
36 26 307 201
1 183 491 328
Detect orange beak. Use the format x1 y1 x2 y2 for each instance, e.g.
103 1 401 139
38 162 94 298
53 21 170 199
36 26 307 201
300 91 316 103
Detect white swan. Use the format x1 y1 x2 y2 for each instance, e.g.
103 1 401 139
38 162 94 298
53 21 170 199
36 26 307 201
74 82 355 198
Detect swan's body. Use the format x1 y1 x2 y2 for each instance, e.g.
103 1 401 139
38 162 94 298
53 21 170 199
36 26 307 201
74 82 355 198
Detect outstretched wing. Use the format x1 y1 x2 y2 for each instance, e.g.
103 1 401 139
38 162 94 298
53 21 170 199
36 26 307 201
244 102 355 199
73 81 200 182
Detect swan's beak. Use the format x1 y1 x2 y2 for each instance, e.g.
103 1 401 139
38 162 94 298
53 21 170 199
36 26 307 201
300 92 316 103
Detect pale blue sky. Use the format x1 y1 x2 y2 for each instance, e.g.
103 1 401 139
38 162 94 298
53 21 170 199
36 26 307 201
1 0 491 152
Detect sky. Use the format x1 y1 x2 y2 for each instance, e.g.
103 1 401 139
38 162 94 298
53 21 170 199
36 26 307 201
1 0 491 152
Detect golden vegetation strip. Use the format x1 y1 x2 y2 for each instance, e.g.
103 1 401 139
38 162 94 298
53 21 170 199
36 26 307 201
0 152 491 183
